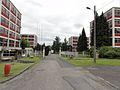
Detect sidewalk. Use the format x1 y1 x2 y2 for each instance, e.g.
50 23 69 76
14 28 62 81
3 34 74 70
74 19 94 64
85 66 120 89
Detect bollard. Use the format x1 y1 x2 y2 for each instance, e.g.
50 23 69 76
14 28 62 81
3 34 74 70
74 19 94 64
4 64 11 77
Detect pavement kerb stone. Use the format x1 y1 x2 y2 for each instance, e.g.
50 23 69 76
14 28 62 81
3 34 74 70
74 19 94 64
0 57 43 84
97 76 120 90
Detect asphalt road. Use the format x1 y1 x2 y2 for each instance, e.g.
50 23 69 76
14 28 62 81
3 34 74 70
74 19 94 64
0 54 117 90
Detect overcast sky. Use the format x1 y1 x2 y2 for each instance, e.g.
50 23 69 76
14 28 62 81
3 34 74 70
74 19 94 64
12 0 120 45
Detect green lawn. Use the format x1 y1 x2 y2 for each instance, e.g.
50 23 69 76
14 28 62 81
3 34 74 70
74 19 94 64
63 55 120 67
0 62 32 81
0 56 42 81
19 56 41 64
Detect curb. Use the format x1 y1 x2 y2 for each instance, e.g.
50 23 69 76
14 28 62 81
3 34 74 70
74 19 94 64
0 63 35 84
97 77 120 90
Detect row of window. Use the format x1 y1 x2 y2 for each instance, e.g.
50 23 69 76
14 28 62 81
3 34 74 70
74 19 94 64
22 35 35 38
1 17 21 33
2 6 20 25
2 0 21 20
0 37 20 47
0 27 21 40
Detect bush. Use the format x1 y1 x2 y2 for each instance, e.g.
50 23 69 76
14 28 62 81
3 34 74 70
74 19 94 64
99 46 120 59
89 47 94 58
104 50 117 59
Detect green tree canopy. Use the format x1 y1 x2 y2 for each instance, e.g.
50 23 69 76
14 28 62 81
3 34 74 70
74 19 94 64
20 39 30 49
52 36 61 53
61 38 68 51
77 28 88 52
90 12 111 48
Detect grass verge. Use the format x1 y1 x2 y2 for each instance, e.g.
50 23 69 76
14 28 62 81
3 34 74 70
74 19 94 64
0 56 41 81
63 55 120 67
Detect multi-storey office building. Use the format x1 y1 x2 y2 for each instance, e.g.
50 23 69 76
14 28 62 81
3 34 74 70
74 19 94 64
21 34 37 48
90 7 120 48
68 36 78 52
104 7 120 47
0 0 21 51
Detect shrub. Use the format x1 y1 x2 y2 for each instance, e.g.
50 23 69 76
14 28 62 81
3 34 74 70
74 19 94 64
99 46 120 59
104 50 117 59
89 47 94 58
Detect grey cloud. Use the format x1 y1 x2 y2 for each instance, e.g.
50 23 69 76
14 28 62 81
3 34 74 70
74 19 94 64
74 23 83 29
25 0 42 7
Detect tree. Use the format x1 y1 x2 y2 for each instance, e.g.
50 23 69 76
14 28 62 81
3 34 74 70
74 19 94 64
52 36 61 53
90 12 111 48
34 43 42 51
77 28 88 52
20 39 29 49
61 38 68 51
45 46 51 56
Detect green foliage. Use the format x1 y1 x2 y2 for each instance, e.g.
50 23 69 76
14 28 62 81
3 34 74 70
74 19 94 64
34 43 42 51
99 46 120 59
45 46 50 56
89 47 94 57
90 12 111 48
77 28 88 52
20 39 30 49
61 38 68 51
52 36 61 53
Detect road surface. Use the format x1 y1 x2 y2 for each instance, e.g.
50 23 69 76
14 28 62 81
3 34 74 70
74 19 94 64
0 54 117 90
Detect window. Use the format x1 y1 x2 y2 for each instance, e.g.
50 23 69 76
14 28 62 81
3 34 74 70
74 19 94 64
17 19 21 26
115 19 120 27
9 40 14 47
115 9 120 17
108 20 112 28
115 38 120 43
9 31 15 39
0 37 8 46
1 17 9 28
10 22 16 31
2 0 10 9
10 14 16 23
11 4 16 15
115 28 120 34
0 27 8 37
105 10 112 20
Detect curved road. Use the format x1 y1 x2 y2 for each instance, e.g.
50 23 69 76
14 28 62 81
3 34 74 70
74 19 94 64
0 54 117 90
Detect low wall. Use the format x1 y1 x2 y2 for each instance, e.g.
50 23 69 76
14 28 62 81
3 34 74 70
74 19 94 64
61 51 78 57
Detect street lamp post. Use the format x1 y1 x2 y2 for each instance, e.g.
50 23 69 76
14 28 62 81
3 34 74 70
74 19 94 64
86 5 96 63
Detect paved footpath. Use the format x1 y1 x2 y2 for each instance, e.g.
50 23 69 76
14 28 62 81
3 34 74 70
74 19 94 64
0 55 117 90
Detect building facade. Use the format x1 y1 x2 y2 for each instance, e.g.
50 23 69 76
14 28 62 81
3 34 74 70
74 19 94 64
0 0 21 51
68 36 78 52
90 7 120 48
104 7 120 47
21 34 37 48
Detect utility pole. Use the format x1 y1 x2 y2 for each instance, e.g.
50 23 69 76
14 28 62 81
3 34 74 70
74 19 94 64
86 5 97 63
93 5 96 63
